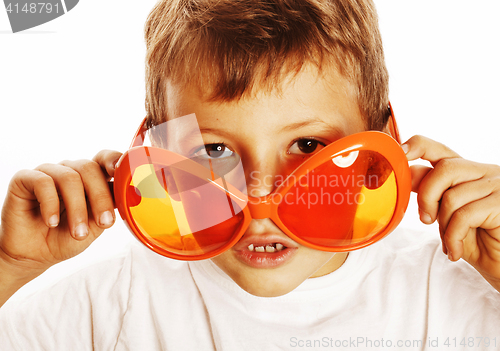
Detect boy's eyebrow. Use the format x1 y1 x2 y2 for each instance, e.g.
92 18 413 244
279 120 345 136
198 127 233 138
199 120 345 138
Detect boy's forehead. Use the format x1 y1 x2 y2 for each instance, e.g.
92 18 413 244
162 63 360 123
161 68 365 142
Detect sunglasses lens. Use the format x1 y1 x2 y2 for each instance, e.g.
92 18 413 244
278 150 397 249
126 159 244 258
116 114 249 259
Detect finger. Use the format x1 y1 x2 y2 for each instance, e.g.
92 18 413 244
10 170 60 228
403 135 460 166
92 150 123 179
409 164 432 193
438 177 498 243
36 164 89 240
416 158 486 224
108 182 115 209
59 159 115 230
444 192 500 261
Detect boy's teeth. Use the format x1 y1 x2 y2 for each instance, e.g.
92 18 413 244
247 243 285 252
265 245 275 253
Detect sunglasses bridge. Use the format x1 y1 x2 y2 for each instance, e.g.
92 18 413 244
245 194 278 220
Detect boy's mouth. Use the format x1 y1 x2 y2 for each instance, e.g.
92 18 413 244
234 233 298 252
233 233 299 268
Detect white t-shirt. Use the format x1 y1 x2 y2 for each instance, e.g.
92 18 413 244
0 227 499 350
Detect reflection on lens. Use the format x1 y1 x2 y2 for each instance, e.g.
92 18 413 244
127 163 244 257
278 150 397 248
147 116 247 195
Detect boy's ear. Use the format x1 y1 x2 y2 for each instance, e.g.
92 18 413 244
381 123 391 135
381 122 396 141
382 103 402 144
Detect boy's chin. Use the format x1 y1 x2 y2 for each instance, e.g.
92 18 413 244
210 248 340 297
210 254 313 297
234 274 306 298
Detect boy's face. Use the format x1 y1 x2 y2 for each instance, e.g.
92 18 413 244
164 64 366 297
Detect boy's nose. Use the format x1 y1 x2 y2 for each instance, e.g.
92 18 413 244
245 162 281 199
246 171 275 198
244 158 285 219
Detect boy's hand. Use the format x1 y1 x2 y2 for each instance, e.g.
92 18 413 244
404 136 500 291
0 150 122 277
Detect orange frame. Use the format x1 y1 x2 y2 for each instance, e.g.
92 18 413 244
114 105 411 260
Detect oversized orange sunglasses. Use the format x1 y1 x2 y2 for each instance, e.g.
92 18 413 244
114 105 411 260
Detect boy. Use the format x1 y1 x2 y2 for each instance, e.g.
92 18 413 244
1 0 499 349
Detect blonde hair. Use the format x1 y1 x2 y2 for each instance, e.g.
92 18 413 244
144 0 389 130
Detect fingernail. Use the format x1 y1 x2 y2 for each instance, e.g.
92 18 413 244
441 242 447 255
419 209 432 224
401 143 410 154
100 211 114 227
74 223 88 239
448 251 454 262
48 215 59 227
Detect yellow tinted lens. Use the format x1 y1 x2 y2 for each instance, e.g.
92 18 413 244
128 163 243 257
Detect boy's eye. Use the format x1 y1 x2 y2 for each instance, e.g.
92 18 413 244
288 139 326 155
194 144 234 159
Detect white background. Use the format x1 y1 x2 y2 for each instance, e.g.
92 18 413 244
1 1 499 295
